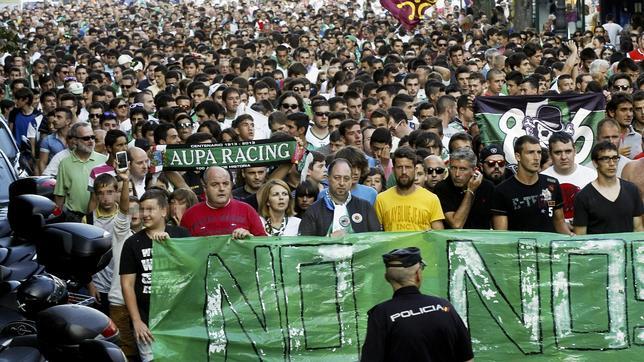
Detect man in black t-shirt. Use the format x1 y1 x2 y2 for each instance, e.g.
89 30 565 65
492 135 570 234
573 142 644 234
434 148 494 229
361 247 474 362
120 190 189 362
479 144 514 185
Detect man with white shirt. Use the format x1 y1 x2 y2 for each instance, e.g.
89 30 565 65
592 118 633 177
306 100 330 150
602 14 623 47
542 132 597 224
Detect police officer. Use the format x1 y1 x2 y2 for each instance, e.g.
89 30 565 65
361 247 474 362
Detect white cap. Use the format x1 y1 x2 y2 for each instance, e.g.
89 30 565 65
68 82 83 95
117 54 133 66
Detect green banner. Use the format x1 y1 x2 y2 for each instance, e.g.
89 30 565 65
150 231 644 361
474 93 606 165
155 140 298 171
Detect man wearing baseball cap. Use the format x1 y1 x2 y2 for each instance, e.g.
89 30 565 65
361 247 474 361
479 144 514 185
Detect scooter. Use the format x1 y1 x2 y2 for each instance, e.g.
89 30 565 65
0 185 124 361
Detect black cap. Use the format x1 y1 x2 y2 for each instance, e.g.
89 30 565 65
479 144 505 162
382 247 423 268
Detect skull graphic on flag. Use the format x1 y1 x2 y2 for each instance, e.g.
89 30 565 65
379 0 437 31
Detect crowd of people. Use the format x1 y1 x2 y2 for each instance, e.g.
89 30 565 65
2 0 644 360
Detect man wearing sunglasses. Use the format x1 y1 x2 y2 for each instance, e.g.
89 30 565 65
361 247 473 362
479 144 513 185
423 155 447 192
573 142 643 234
54 122 108 222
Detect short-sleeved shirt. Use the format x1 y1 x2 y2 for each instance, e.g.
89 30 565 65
491 175 563 232
180 199 267 237
541 165 596 221
53 151 108 213
119 226 190 324
375 186 444 231
434 177 495 229
39 133 66 157
573 179 643 234
88 164 116 191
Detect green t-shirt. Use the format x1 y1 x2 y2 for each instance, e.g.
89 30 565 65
54 151 108 213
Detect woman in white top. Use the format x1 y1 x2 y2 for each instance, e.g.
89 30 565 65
258 179 301 236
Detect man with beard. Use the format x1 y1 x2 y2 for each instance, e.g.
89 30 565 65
232 167 267 200
375 147 445 231
479 145 513 185
54 122 108 222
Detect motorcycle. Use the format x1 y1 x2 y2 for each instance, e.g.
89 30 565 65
0 185 125 361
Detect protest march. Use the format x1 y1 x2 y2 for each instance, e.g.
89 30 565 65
0 0 643 360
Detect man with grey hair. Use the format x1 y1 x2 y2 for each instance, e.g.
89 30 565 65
482 48 499 78
54 122 108 222
180 166 266 239
434 148 495 229
361 247 474 361
589 59 610 88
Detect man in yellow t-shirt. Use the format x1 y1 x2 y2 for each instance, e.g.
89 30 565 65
375 147 445 231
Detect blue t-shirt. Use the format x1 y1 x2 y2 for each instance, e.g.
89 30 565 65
318 183 377 205
40 133 66 157
11 110 39 146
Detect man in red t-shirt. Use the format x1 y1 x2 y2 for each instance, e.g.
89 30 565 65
181 166 267 238
628 33 644 62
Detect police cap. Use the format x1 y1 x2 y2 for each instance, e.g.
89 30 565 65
382 247 423 268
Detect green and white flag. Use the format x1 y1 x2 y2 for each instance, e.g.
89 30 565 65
474 93 606 164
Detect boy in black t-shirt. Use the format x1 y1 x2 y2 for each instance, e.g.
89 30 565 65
492 135 571 234
120 190 189 362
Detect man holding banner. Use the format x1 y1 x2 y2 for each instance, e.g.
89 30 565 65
573 141 643 234
181 166 266 239
492 136 571 234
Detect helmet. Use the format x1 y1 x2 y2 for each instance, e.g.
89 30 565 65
17 274 68 318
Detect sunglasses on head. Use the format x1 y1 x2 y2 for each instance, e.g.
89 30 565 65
484 160 506 168
282 103 299 110
426 167 446 175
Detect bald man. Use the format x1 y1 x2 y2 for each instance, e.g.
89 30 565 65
128 147 149 199
423 155 447 191
180 166 266 239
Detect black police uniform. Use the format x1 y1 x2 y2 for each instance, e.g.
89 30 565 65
361 248 474 362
